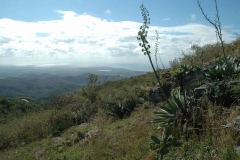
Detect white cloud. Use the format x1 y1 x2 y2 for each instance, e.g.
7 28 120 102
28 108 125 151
104 9 112 15
0 11 235 70
191 14 196 20
232 29 240 33
163 18 171 21
223 24 233 29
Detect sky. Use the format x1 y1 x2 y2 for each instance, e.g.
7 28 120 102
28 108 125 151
0 0 240 71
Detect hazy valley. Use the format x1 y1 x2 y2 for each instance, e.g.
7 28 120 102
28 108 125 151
0 65 145 99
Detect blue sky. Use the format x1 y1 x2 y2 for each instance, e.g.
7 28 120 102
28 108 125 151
0 0 240 70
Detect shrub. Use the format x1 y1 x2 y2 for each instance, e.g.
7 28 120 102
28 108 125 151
81 74 101 103
48 109 74 136
0 110 52 149
109 99 136 119
204 56 240 81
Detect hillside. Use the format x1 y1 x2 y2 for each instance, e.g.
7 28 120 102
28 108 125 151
0 66 145 100
0 37 240 159
1 1 240 158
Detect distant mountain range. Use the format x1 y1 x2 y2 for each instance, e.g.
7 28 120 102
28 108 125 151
0 65 145 100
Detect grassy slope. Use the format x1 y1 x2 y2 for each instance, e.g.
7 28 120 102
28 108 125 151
0 106 159 160
0 39 240 159
1 106 240 160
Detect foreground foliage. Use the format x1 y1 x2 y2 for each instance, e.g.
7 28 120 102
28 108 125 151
0 1 240 159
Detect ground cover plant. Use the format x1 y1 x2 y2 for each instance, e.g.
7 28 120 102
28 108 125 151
0 0 240 159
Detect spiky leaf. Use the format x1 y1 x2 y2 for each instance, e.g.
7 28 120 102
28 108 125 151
151 136 161 144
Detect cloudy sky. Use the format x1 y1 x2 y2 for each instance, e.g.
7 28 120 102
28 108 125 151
0 0 240 71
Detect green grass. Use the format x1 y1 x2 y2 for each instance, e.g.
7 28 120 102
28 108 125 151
0 106 159 160
1 99 240 159
0 36 239 159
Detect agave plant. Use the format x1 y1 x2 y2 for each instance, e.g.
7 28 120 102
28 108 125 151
152 87 202 138
124 99 136 111
109 99 136 119
204 65 224 80
205 56 240 81
152 88 189 128
223 56 240 76
109 103 124 119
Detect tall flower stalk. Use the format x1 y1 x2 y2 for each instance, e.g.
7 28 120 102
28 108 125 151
137 4 167 99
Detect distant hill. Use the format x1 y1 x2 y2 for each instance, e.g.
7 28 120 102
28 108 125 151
0 66 145 99
0 65 145 79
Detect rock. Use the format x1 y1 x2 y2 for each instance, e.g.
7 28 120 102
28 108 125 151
52 136 63 146
236 146 240 154
224 116 240 133
21 99 29 103
136 97 145 104
193 82 217 99
81 129 100 144
228 80 239 85
79 123 88 128
193 80 239 100
234 116 240 132
52 136 62 142
193 84 207 99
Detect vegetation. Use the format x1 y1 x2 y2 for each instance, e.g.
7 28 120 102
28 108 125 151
0 0 240 159
0 67 144 100
0 96 48 123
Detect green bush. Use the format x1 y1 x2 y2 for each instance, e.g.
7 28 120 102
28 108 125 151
48 109 74 136
69 98 98 124
109 99 136 119
204 56 240 81
0 110 52 149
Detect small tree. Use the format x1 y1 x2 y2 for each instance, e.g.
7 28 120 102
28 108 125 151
82 74 100 103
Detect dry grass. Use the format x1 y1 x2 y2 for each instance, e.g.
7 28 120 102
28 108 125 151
0 38 239 159
0 106 160 159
